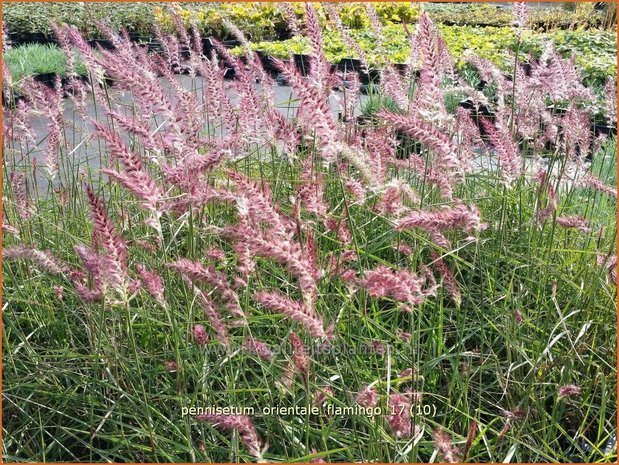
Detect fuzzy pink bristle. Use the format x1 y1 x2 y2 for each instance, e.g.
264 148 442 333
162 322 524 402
243 337 274 361
396 203 485 234
168 259 244 319
556 215 591 234
86 185 128 293
195 414 265 460
136 264 165 305
359 265 429 309
433 428 462 463
355 386 379 407
4 246 67 275
181 275 230 348
254 290 328 339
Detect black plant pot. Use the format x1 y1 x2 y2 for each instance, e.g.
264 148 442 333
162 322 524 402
359 83 372 95
88 38 115 50
256 51 279 74
223 39 241 48
458 98 494 118
8 31 56 46
223 67 236 80
355 114 374 126
145 39 164 54
395 131 423 160
180 45 192 60
394 63 408 74
2 89 27 109
274 25 293 41
293 53 311 76
546 104 568 117
128 33 153 44
592 121 617 138
459 98 496 139
202 37 215 56
33 72 59 87
359 68 381 85
336 58 363 73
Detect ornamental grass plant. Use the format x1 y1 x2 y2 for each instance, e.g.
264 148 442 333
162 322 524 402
2 2 617 463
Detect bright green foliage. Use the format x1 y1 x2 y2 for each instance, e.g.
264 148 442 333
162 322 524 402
4 43 88 81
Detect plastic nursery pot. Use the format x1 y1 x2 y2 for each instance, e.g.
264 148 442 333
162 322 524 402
2 89 27 109
591 120 617 138
293 54 311 76
202 37 214 57
180 45 192 60
359 83 372 95
354 114 374 126
395 132 423 159
256 51 279 74
223 39 241 48
359 68 381 85
459 98 496 139
33 72 59 87
503 63 534 81
66 74 89 85
394 63 409 74
146 39 164 54
274 25 293 41
336 58 363 73
546 104 568 117
337 78 361 92
87 38 115 50
223 67 236 80
128 33 155 44
8 31 56 46
458 98 494 118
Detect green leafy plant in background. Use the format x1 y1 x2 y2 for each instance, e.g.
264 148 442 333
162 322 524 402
3 2 187 40
424 2 615 31
234 23 616 88
4 43 88 82
151 3 418 42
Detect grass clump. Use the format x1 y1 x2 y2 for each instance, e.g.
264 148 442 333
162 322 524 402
4 43 87 82
2 3 617 463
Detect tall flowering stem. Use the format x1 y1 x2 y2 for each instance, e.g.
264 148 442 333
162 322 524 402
86 185 128 295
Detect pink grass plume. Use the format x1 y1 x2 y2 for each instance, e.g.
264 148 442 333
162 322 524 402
195 414 267 461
